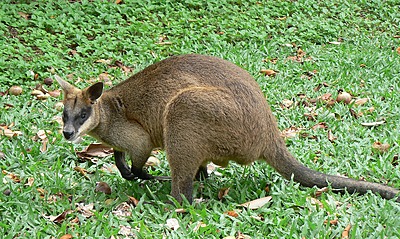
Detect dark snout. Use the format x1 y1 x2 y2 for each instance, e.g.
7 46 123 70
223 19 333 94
63 130 75 140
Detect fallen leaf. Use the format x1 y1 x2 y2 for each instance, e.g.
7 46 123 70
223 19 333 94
225 210 239 218
193 221 207 232
43 210 72 223
354 98 368 106
328 41 341 45
397 47 400 55
281 126 304 138
260 69 277 76
314 187 329 197
324 219 338 225
95 181 112 194
18 12 30 20
281 99 294 109
48 90 61 98
308 197 324 209
0 126 22 138
25 177 34 187
112 202 132 217
175 208 186 214
114 60 133 74
166 218 180 230
60 234 73 239
361 121 385 127
312 122 328 130
372 142 390 153
342 224 352 238
218 187 230 200
37 188 47 196
328 130 337 143
2 170 21 183
76 143 113 161
75 203 94 218
240 196 272 209
118 225 135 237
128 196 140 206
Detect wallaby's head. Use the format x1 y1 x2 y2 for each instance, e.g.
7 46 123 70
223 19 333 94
55 75 103 142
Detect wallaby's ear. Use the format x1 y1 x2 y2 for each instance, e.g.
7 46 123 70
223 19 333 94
84 82 103 103
54 75 76 92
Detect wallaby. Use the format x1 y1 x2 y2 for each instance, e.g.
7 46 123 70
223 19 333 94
56 54 399 203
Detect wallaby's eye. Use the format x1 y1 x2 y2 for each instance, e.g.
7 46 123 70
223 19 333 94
80 112 87 119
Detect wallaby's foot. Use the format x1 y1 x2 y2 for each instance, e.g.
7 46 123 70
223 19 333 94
114 150 136 180
195 165 208 181
131 166 154 180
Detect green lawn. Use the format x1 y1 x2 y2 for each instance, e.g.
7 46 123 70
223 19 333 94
1 0 399 238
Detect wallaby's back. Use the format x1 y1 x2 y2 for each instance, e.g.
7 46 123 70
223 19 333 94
108 54 278 154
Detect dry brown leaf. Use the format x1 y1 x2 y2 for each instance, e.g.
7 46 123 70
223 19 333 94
37 188 47 196
372 142 390 153
118 225 135 237
312 122 328 130
48 90 61 98
175 208 186 214
342 224 352 238
324 219 338 225
60 234 73 239
240 196 272 209
128 196 140 206
193 221 207 232
260 69 277 76
76 143 113 160
314 187 329 197
319 93 332 101
112 202 132 217
73 166 90 179
43 210 72 223
2 170 21 183
308 197 324 209
95 181 112 194
354 98 368 106
281 126 304 138
18 12 30 20
397 47 400 55
114 60 133 74
0 126 22 138
328 130 337 143
225 210 239 218
75 203 94 218
281 99 294 109
218 187 230 200
25 177 34 187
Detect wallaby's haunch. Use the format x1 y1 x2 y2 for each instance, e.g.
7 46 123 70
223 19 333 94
56 54 399 203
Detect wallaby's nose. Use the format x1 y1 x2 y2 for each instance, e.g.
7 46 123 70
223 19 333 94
63 131 74 140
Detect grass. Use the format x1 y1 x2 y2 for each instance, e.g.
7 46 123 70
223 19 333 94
1 0 399 238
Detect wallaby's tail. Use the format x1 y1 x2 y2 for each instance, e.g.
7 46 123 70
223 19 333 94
265 144 400 202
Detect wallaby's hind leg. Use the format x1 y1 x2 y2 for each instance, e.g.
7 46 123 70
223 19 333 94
114 150 135 180
167 152 202 204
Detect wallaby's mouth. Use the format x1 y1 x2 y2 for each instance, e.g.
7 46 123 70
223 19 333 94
63 130 83 143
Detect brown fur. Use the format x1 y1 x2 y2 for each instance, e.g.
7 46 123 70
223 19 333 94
56 54 399 203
